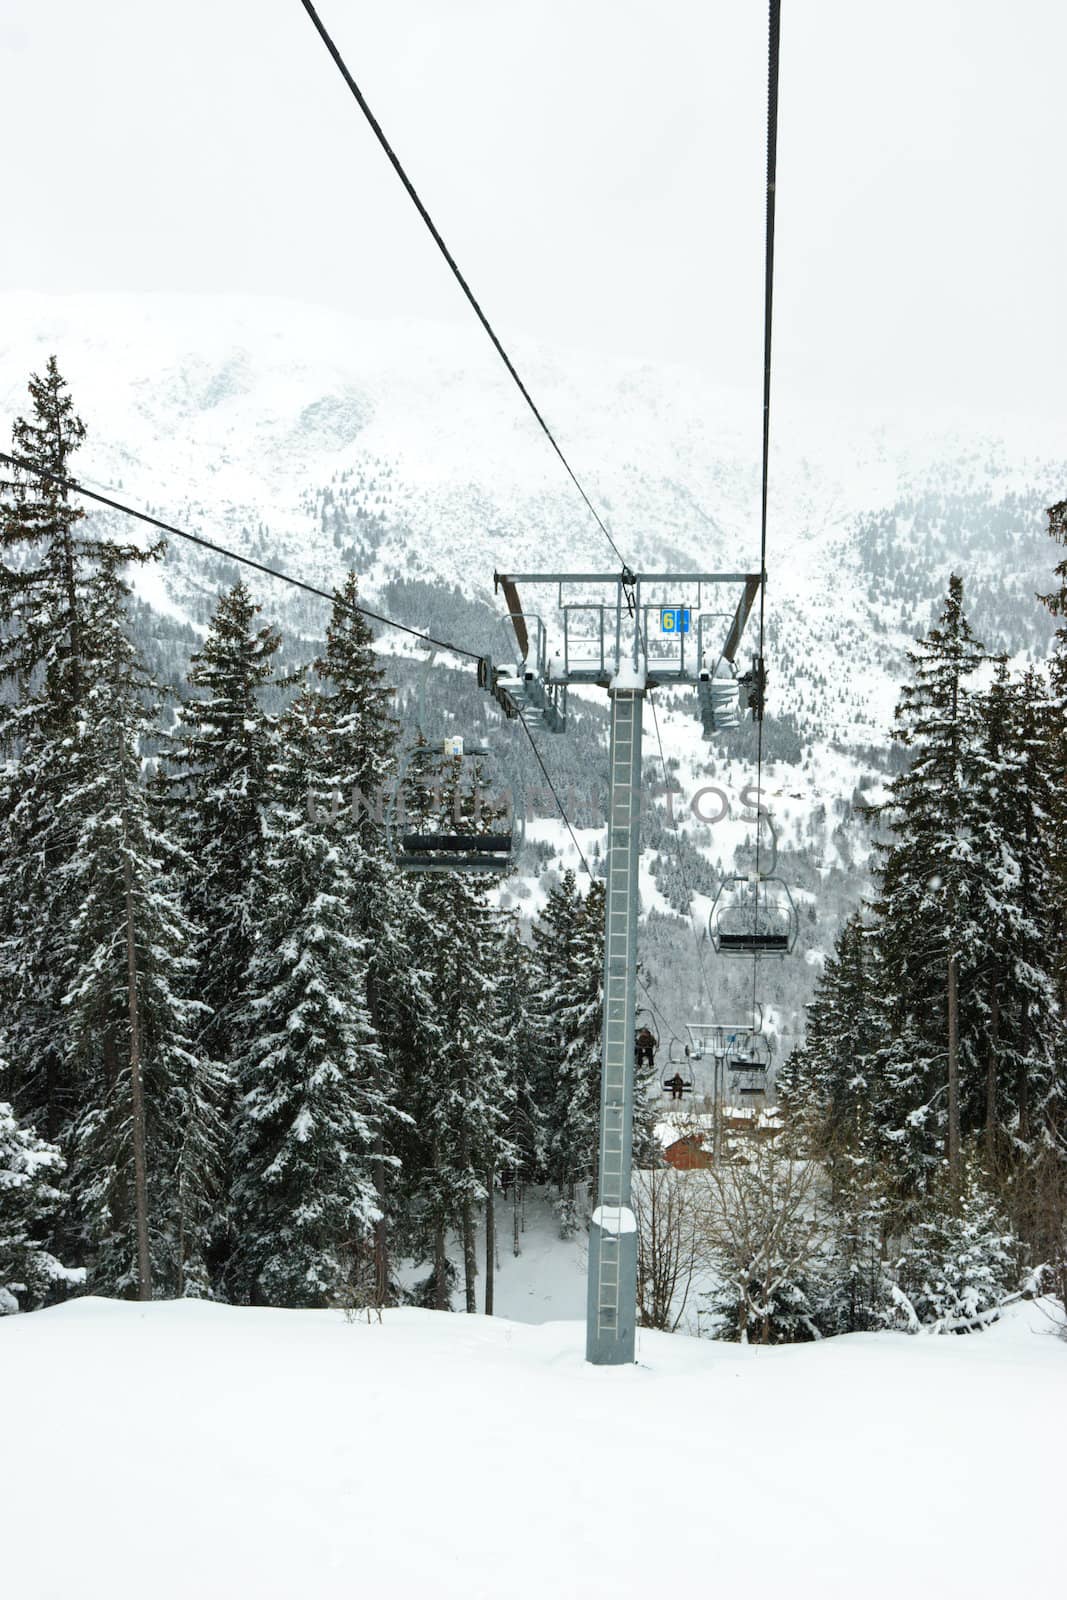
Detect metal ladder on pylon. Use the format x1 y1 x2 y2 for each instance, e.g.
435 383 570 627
591 685 643 1354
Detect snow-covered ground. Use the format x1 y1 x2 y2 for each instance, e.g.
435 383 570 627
396 1187 589 1323
4 1295 1062 1599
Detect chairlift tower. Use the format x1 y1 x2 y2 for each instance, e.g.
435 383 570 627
683 1017 766 1162
489 568 762 1364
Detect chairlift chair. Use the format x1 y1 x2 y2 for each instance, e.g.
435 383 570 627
697 659 742 736
398 830 514 873
662 1071 694 1101
390 735 518 875
727 1034 772 1076
709 874 799 957
663 1041 694 1099
676 1033 705 1063
634 1012 659 1069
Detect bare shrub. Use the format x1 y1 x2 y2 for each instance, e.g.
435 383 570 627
633 1164 704 1332
696 1141 831 1343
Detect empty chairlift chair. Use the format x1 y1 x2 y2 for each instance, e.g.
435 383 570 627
729 1032 771 1097
697 660 742 736
726 1032 771 1075
710 875 799 957
392 737 516 875
731 1061 769 1098
398 829 513 872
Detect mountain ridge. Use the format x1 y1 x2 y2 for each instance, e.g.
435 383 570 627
3 291 1062 1051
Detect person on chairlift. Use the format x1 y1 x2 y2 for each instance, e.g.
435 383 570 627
635 1026 656 1068
668 1071 686 1102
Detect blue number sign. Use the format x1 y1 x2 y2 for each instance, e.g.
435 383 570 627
660 607 690 634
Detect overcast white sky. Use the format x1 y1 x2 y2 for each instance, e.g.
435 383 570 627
1 1 1065 437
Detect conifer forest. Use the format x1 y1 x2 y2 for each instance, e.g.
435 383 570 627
1 5 1065 1598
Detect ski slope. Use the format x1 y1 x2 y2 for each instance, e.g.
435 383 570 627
4 1295 1062 1599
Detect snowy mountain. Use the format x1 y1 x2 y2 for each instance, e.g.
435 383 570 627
2 291 1063 1052
3 292 1058 703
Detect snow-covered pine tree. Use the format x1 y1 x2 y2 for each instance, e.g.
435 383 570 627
1020 502 1067 1273
869 575 989 1198
0 361 150 1149
0 1097 83 1314
822 1157 894 1335
1035 497 1067 1054
777 914 882 1176
60 548 224 1299
1 357 90 716
314 572 396 813
531 870 586 1229
530 870 581 1077
401 749 516 1311
548 878 605 1225
700 1142 833 1344
311 575 429 1304
165 581 284 1067
229 688 387 1308
970 663 1060 1169
888 1156 1018 1333
476 909 532 1313
493 918 542 1263
1037 498 1067 1012
418 882 515 1312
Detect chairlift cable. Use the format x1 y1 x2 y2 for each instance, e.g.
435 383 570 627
295 0 632 579
511 711 596 879
0 452 485 662
2 454 671 1030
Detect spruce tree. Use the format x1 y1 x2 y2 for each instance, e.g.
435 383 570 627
410 879 514 1312
1036 498 1067 1039
822 1160 893 1335
60 549 223 1298
312 575 429 1303
548 879 605 1224
1021 501 1067 1267
777 915 882 1176
871 575 988 1197
229 689 387 1308
1 356 90 715
888 1158 1018 1333
314 572 397 812
0 1098 83 1314
401 749 515 1310
494 919 542 1260
0 360 149 1148
531 871 583 1214
166 581 284 1066
970 663 1060 1165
